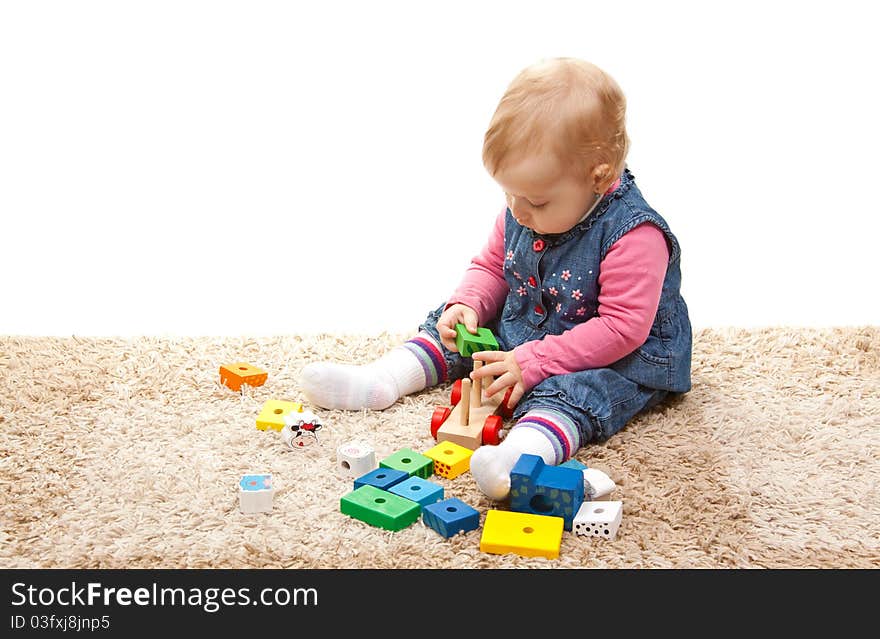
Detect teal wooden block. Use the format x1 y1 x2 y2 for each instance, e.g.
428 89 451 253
380 448 434 479
454 324 500 357
340 485 421 531
388 476 444 508
559 459 588 471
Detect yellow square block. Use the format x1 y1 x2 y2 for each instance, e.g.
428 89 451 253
256 400 303 431
423 441 473 479
479 510 564 560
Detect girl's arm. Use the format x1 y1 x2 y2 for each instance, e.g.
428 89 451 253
445 207 509 324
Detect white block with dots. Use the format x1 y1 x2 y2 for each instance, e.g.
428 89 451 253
573 500 623 540
239 474 275 514
336 441 378 478
583 468 616 500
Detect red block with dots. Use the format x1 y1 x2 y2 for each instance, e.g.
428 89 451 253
220 362 268 392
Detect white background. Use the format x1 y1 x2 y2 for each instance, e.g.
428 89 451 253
2 1 878 337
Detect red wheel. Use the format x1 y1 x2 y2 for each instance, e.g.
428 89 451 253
482 415 504 445
430 406 451 439
499 387 515 418
450 379 463 406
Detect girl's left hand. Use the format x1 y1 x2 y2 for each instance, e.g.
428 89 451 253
470 349 526 407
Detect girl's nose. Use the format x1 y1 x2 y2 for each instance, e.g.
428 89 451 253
509 197 528 220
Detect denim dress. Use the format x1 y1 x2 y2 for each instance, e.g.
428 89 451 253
421 169 692 446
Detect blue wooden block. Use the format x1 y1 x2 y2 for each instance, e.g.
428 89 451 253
388 476 444 508
354 467 409 491
509 454 584 531
422 498 481 538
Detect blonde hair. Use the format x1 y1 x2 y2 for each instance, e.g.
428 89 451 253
482 58 629 184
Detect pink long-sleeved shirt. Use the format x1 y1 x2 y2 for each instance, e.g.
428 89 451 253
448 207 670 391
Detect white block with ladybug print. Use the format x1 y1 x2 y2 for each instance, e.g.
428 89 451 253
336 440 378 478
573 500 623 540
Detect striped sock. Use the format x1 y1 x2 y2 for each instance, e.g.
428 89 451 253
513 408 581 464
401 332 448 387
470 408 581 500
300 332 445 411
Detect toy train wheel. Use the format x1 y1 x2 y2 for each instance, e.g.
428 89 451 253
482 415 504 445
498 387 515 418
450 378 462 406
430 406 451 439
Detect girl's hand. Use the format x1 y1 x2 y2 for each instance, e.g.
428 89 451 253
437 303 479 353
470 349 526 407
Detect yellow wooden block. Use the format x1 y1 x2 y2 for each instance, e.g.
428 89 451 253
423 441 473 479
256 400 303 431
479 510 564 560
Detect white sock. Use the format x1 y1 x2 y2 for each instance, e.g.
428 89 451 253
470 426 556 500
300 343 428 411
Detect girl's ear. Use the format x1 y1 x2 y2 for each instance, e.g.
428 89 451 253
590 163 613 193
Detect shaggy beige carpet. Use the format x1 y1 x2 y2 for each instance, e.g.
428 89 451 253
1 327 877 569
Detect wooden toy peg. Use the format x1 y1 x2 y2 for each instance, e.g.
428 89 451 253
472 360 483 408
460 378 471 425
474 358 495 389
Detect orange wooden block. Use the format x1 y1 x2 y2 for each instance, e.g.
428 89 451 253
220 362 268 391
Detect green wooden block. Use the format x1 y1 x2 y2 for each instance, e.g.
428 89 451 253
380 447 434 479
340 485 421 531
455 323 500 357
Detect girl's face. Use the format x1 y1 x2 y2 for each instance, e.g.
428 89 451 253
494 153 601 235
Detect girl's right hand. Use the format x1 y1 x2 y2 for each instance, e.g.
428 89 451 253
437 303 480 353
